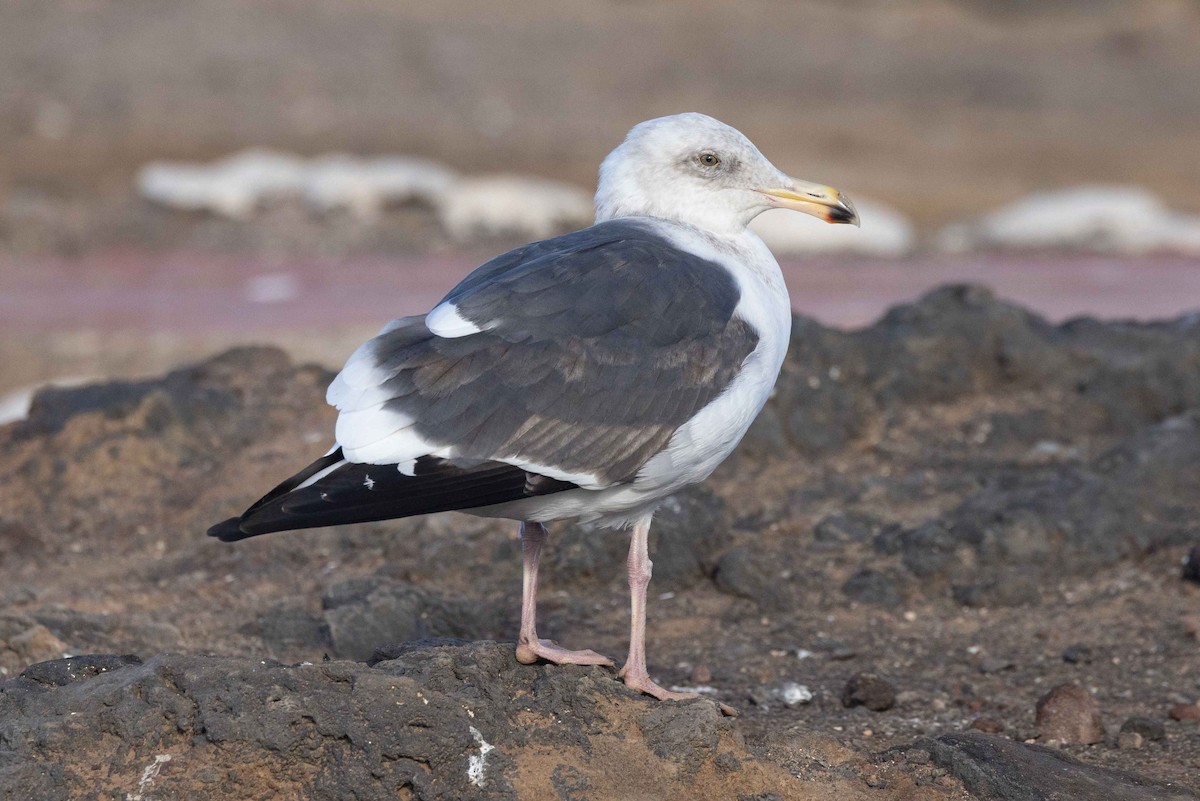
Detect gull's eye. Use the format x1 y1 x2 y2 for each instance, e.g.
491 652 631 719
696 151 721 169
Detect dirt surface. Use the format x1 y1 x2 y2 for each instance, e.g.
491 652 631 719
2 287 1199 799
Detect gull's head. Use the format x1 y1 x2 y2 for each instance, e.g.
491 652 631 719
595 112 858 235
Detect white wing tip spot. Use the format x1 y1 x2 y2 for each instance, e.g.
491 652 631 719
363 474 376 490
426 302 483 338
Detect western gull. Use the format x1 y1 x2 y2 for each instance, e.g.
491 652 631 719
209 112 858 706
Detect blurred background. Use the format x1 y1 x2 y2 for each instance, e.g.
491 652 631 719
3 0 1200 416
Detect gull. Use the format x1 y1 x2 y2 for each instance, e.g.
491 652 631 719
209 112 858 705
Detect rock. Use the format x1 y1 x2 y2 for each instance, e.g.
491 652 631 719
2 347 332 564
1062 644 1095 664
813 513 877 546
919 731 1198 801
1183 544 1200 584
1118 731 1144 750
0 643 800 800
1120 716 1166 741
258 605 327 652
637 701 723 779
645 487 728 586
321 575 499 662
1035 683 1104 744
900 522 963 580
976 657 1014 674
841 569 902 607
969 717 1005 734
9 625 68 666
1168 704 1200 722
811 639 857 661
841 672 896 712
759 314 877 458
714 752 741 772
750 682 814 709
712 547 788 611
952 570 1042 608
19 654 142 686
31 609 182 655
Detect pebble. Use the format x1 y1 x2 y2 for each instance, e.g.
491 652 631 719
841 569 902 608
969 717 1005 734
713 752 741 773
813 514 876 545
780 682 814 706
977 656 1015 674
1168 704 1200 721
813 639 858 661
841 672 896 712
1182 544 1200 584
1120 716 1166 741
1062 644 1095 664
906 748 930 765
1035 683 1104 744
1117 731 1145 750
749 681 814 708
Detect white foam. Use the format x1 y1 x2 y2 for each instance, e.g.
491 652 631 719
437 174 594 243
938 185 1200 255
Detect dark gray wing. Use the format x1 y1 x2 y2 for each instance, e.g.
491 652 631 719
329 219 759 486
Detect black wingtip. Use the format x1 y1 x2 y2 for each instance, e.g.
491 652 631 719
207 517 251 542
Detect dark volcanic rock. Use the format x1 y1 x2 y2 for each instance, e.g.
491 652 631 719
0 346 334 564
1062 644 1096 664
712 547 788 611
1183 544 1200 584
841 569 903 607
0 643 794 801
322 575 500 661
645 486 729 586
841 672 896 711
919 731 1199 801
814 513 878 546
19 653 142 686
1120 716 1166 742
894 411 1200 595
257 605 327 652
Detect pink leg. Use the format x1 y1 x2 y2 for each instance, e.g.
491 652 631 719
617 515 700 701
514 521 613 667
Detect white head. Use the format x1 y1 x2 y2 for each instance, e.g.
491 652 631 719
595 112 857 236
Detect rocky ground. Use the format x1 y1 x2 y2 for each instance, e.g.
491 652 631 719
2 285 1199 799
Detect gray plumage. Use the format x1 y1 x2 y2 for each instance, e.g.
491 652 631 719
370 219 758 484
